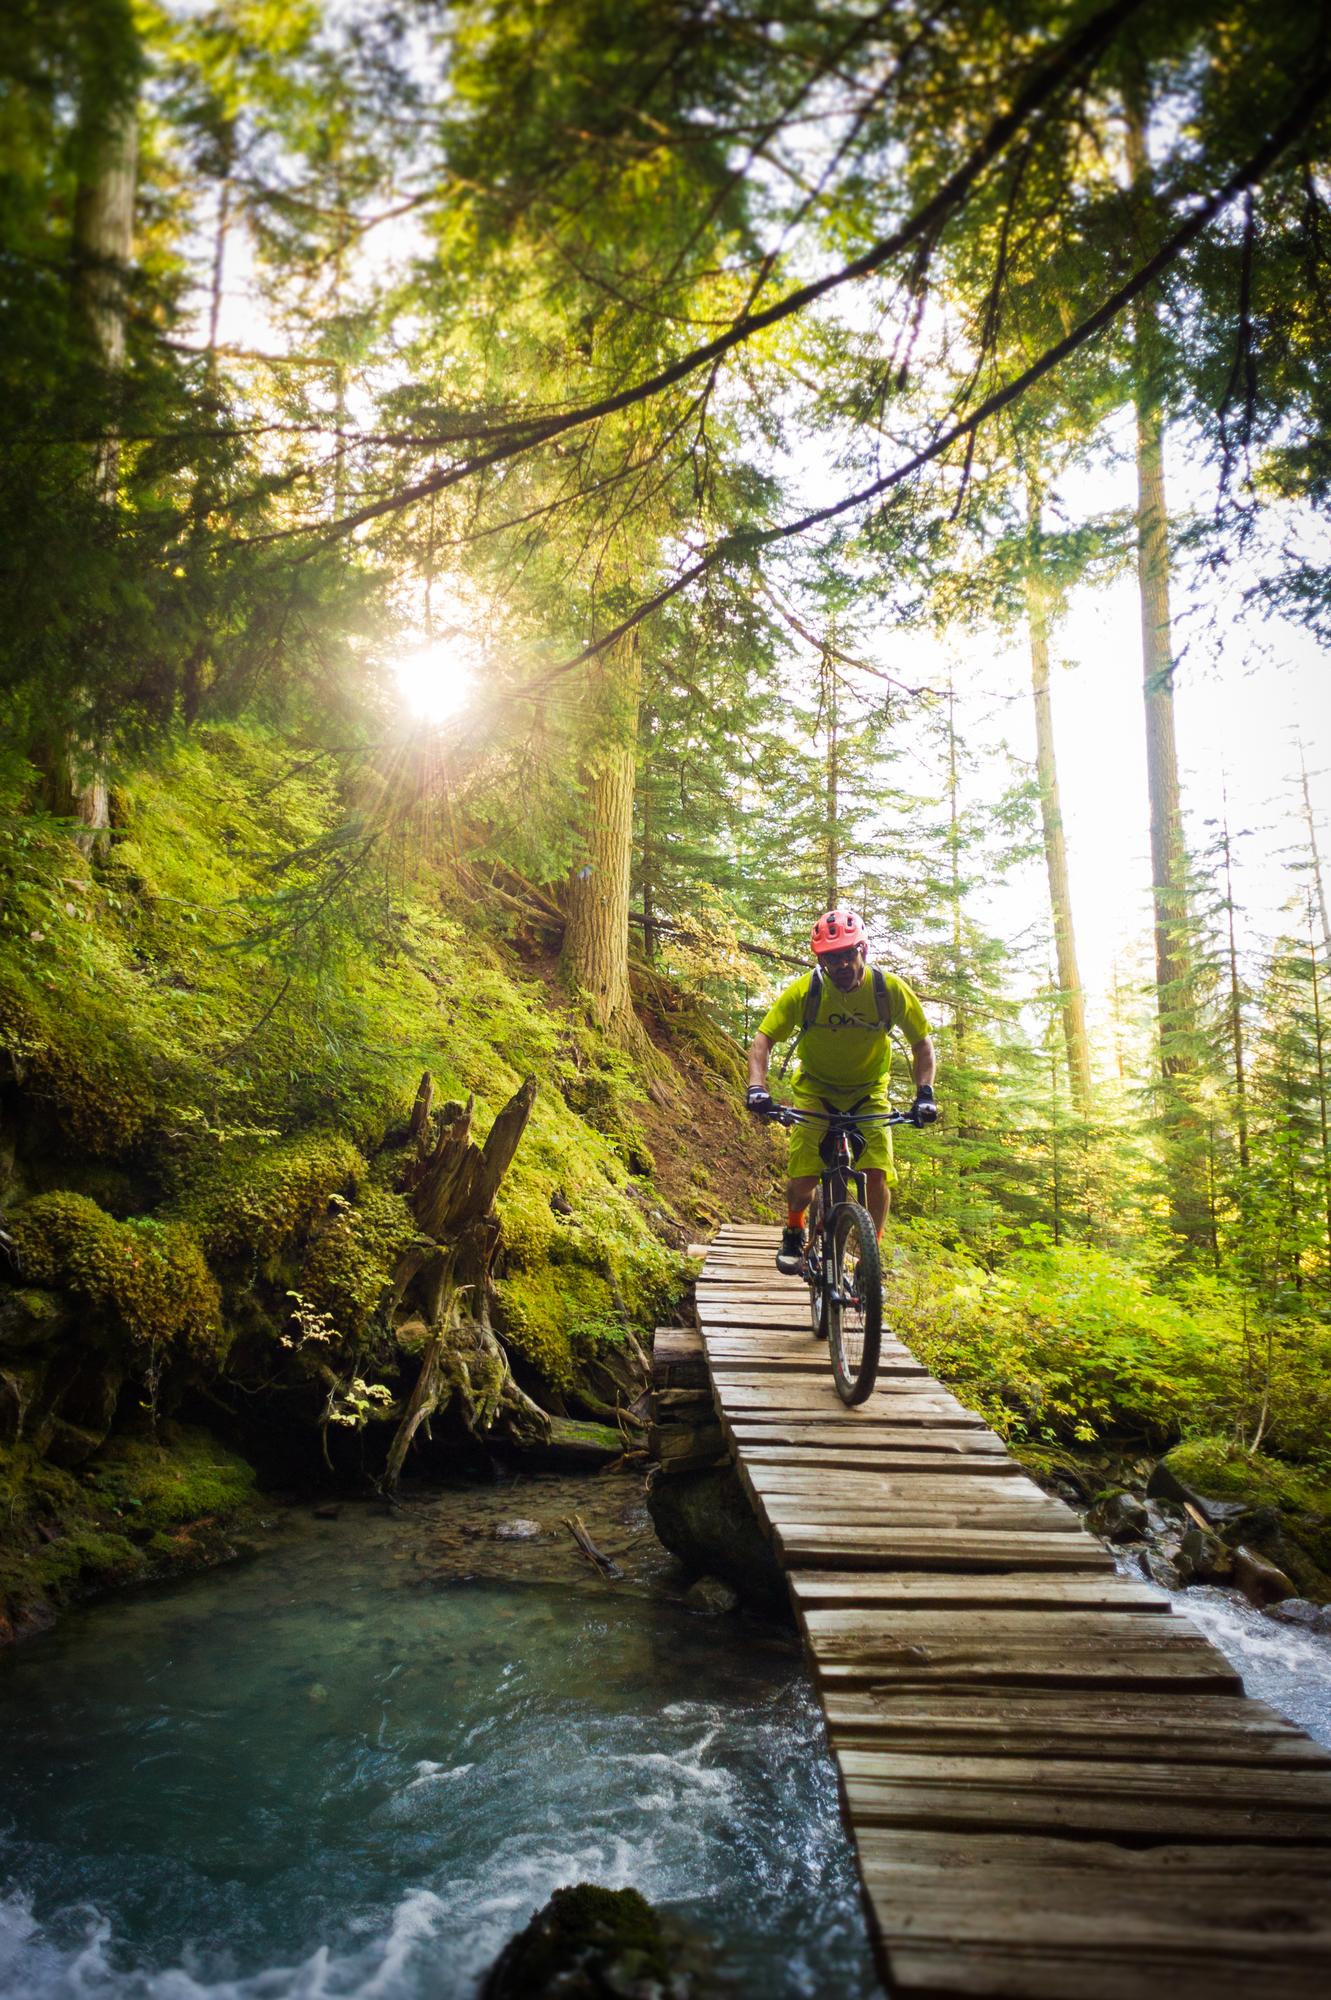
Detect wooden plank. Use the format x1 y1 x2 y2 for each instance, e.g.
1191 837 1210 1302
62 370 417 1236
818 1642 1241 1695
856 1839 1331 2000
743 1447 1022 1475
748 1466 1058 1504
840 1749 1331 1836
707 1355 930 1377
757 1499 1079 1533
774 1523 1115 1572
728 1421 1006 1453
792 1571 1164 1612
822 1690 1331 1766
715 1381 980 1419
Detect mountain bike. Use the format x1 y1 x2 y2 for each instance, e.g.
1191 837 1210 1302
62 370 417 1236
763 1101 922 1406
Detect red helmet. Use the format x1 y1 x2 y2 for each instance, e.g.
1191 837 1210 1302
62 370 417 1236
810 908 867 956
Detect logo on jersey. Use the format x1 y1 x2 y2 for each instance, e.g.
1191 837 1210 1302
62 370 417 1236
824 1009 883 1032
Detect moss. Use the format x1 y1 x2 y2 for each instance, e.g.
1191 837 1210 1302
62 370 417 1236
484 1884 671 1997
0 1425 260 1630
499 1262 615 1389
178 1131 365 1263
298 1184 415 1338
10 1191 222 1356
1165 1437 1331 1524
88 1425 257 1529
0 966 156 1155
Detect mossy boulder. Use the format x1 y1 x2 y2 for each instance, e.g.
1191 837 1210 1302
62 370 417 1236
9 1192 222 1357
1162 1438 1331 1599
482 1883 704 2000
0 1286 73 1353
0 1424 260 1640
177 1131 365 1264
88 1425 258 1529
297 1183 415 1338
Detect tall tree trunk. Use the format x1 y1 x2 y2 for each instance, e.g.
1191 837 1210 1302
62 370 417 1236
1025 472 1092 1113
638 707 658 962
60 71 138 846
1126 88 1207 1246
945 682 965 1062
1125 97 1196 1081
1308 906 1331 1285
822 647 840 908
1220 806 1250 1170
562 630 649 1055
1299 747 1331 960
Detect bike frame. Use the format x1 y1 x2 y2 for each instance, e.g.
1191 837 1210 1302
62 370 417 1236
770 1103 916 1296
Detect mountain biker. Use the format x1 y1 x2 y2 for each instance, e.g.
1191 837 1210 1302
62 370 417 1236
744 909 937 1274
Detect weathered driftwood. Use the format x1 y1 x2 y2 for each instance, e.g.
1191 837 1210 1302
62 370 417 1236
383 1072 545 1486
564 1512 623 1579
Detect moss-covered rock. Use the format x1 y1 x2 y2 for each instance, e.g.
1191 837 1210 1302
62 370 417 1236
177 1131 365 1264
0 1424 260 1641
1162 1437 1331 1594
481 1884 676 2000
10 1192 222 1357
0 1285 72 1353
297 1183 415 1338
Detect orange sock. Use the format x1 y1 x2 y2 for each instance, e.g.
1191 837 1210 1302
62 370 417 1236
787 1207 807 1231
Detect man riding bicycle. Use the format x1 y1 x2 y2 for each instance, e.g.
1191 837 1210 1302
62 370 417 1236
744 909 938 1274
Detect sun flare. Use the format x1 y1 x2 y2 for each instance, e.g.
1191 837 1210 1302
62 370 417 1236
393 640 474 725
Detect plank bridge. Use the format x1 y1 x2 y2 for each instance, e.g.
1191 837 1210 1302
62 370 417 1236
671 1220 1331 1999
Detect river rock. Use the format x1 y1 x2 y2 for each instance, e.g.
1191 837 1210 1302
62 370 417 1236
1139 1548 1183 1591
646 1464 788 1614
1264 1597 1322 1629
685 1575 739 1617
1313 1607 1331 1637
1232 1543 1296 1609
481 1882 705 1999
494 1517 543 1541
1177 1523 1232 1585
1086 1491 1151 1543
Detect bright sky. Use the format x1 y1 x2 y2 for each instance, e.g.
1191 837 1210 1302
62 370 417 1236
932 438 1331 1028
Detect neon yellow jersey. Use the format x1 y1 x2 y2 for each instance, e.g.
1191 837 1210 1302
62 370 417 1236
758 965 929 1095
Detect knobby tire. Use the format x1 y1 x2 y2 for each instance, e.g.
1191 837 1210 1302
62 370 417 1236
827 1202 882 1405
805 1187 829 1339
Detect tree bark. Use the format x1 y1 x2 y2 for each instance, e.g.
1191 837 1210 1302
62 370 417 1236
1219 807 1250 1170
823 647 840 909
1300 749 1331 961
562 629 650 1055
61 70 138 848
1125 97 1196 1082
1025 473 1092 1112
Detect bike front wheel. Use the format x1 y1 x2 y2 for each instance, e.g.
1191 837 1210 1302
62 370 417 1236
827 1202 882 1405
806 1188 828 1339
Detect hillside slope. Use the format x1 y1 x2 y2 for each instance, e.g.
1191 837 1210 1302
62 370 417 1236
0 724 779 1637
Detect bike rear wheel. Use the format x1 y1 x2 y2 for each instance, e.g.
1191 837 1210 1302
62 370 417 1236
827 1202 882 1405
805 1188 828 1339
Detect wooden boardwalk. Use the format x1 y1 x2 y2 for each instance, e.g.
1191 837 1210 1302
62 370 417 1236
692 1222 1331 1999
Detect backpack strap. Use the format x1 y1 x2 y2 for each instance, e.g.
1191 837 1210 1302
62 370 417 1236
777 968 823 1078
872 965 892 1030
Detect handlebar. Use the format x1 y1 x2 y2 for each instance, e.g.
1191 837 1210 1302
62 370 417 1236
761 1103 926 1130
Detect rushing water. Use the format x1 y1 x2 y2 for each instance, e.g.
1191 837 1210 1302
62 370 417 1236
0 1476 879 2000
1174 1585 1331 1747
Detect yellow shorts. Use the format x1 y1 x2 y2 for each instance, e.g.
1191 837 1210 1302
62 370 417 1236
786 1079 896 1182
